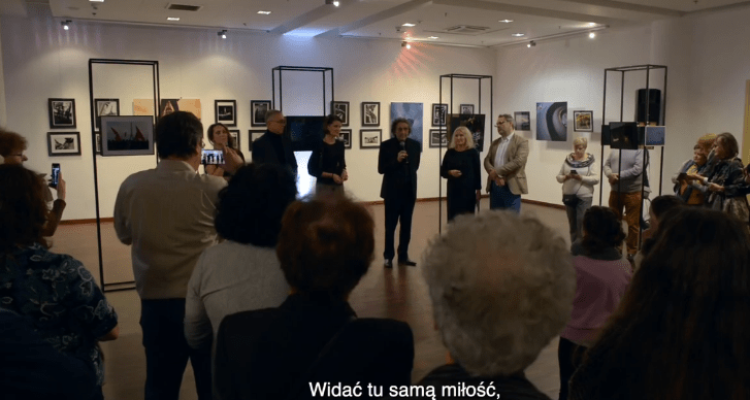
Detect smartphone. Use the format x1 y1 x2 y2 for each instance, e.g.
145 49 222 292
570 170 578 175
50 163 61 188
201 149 225 165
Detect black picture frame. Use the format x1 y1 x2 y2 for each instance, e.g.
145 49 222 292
229 129 240 150
514 111 531 131
459 104 474 115
331 101 350 126
360 129 381 149
248 129 265 151
432 103 448 126
47 131 81 156
48 98 76 129
95 133 101 154
94 98 120 132
251 100 272 127
428 129 448 148
574 110 594 132
340 129 352 149
361 102 380 127
216 100 237 127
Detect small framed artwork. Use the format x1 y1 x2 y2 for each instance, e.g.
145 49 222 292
459 104 474 115
432 103 448 126
47 132 81 156
48 98 76 129
340 129 352 149
332 101 350 126
95 99 120 132
100 116 155 157
229 129 240 150
251 100 272 127
429 129 448 148
361 102 380 127
215 100 237 127
95 133 101 154
360 129 381 149
248 129 265 151
514 111 531 131
574 110 594 132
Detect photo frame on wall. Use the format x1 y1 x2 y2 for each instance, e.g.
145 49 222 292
248 130 265 151
361 102 380 127
229 129 240 150
216 100 237 127
251 100 272 126
100 116 155 156
360 129 381 149
95 133 101 154
432 103 448 126
459 104 474 115
332 101 350 126
573 110 594 132
514 111 531 131
537 102 568 141
340 129 352 149
47 132 81 156
48 98 76 129
95 99 120 132
160 99 180 117
429 129 448 148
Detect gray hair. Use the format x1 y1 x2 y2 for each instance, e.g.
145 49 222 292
573 136 588 147
448 126 475 150
422 210 575 376
498 114 514 128
265 109 283 123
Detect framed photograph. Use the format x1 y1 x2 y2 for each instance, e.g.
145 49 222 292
361 102 380 127
248 130 265 151
459 104 474 115
100 116 155 156
160 99 180 117
340 129 352 149
429 129 448 148
215 100 237 127
229 129 240 150
447 114 486 152
251 100 272 127
390 102 424 149
95 99 120 132
514 111 531 131
47 132 81 156
574 110 594 132
331 101 350 126
95 133 101 154
48 98 76 129
432 103 448 126
537 102 568 141
360 129 381 149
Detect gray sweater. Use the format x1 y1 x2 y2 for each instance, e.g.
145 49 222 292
603 149 645 193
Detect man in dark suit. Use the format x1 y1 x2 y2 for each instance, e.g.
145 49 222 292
378 118 421 268
251 110 298 176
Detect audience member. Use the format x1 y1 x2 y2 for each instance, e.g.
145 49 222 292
215 194 414 400
441 126 481 221
252 110 298 176
604 148 645 260
558 206 630 400
569 207 750 400
185 163 297 351
114 111 226 400
0 164 119 400
204 123 244 180
308 114 348 194
556 136 599 243
673 134 715 205
484 114 529 213
419 211 575 400
641 195 684 241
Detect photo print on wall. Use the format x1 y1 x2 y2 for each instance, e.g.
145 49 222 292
47 132 81 156
251 101 271 126
361 102 380 127
459 104 474 115
573 110 593 132
229 129 240 150
429 129 448 148
332 101 350 126
432 104 448 126
95 99 120 132
48 98 76 129
248 130 265 150
360 129 381 149
447 114 486 152
340 129 352 149
215 100 237 127
536 102 568 141
160 99 180 117
390 102 423 150
100 116 155 156
514 111 531 131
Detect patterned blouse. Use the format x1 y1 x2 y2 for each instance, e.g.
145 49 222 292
0 243 118 386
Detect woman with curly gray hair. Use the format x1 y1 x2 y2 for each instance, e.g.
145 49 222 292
419 210 576 399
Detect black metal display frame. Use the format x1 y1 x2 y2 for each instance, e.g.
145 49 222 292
88 58 160 292
438 74 493 234
599 64 667 251
272 66 334 115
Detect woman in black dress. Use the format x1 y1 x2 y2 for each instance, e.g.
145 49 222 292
441 126 481 221
309 114 348 194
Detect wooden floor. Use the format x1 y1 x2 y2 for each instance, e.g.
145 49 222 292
53 200 570 400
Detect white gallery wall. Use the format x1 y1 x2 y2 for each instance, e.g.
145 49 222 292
1 5 495 220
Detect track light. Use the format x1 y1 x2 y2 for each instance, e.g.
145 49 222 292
402 41 411 49
527 41 536 48
218 30 227 39
62 20 71 30
324 0 340 5
589 32 596 39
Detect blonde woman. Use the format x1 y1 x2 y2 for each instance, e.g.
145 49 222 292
440 126 481 221
557 136 599 243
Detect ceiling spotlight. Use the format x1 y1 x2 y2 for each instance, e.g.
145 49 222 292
218 30 227 39
257 10 271 15
527 41 536 48
588 22 597 27
167 17 180 21
589 32 596 39
428 36 439 39
324 0 339 5
402 23 416 27
61 20 71 30
511 33 524 37
499 19 513 23
401 41 411 49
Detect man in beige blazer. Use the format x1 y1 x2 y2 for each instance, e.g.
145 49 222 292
484 114 529 213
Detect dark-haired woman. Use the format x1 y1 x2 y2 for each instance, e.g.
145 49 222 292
215 195 414 400
185 163 297 352
569 207 750 400
558 206 631 400
0 164 119 400
308 115 348 194
205 123 244 180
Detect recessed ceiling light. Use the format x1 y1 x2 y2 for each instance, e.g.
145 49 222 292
589 32 596 39
511 33 525 37
89 0 104 2
588 22 597 27
258 10 271 15
167 17 180 21
500 19 513 23
402 23 416 27
428 36 439 39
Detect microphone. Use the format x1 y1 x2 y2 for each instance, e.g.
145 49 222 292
400 141 409 164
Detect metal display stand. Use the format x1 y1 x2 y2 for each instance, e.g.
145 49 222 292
272 66 334 114
599 64 667 251
438 74 493 234
88 59 160 292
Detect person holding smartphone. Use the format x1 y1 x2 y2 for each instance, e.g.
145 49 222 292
204 123 244 180
557 137 599 243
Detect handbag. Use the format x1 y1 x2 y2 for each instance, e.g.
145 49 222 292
562 167 587 207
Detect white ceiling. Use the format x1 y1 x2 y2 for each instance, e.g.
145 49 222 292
5 0 748 47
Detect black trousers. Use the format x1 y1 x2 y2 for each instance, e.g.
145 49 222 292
140 299 212 400
557 337 588 400
384 193 416 261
